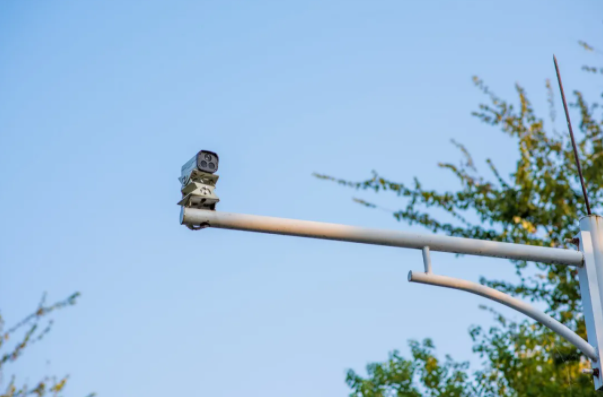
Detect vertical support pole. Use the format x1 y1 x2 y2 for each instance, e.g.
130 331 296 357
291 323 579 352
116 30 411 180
578 215 603 388
422 246 432 274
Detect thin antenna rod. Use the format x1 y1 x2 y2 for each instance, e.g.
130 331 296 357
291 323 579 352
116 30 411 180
553 55 592 215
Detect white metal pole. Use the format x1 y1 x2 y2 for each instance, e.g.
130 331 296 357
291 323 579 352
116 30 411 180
579 215 603 387
182 208 583 266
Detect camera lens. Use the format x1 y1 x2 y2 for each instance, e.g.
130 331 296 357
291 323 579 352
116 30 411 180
205 154 212 161
201 160 208 168
209 162 215 169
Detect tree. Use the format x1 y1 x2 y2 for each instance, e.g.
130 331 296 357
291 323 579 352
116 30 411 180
0 293 93 397
316 41 603 396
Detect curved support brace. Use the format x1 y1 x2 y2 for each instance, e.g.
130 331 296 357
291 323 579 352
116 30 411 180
408 271 598 362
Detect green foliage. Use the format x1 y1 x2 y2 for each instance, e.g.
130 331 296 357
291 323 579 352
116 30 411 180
346 339 470 397
468 308 594 396
0 293 93 397
317 42 603 395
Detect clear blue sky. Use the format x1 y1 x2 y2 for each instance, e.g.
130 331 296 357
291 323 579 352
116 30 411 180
1 1 601 396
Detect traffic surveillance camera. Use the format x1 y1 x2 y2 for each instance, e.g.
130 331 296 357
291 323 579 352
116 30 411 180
178 149 220 215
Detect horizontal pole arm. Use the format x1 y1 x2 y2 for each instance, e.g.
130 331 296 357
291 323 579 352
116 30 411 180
181 209 583 266
408 271 597 361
